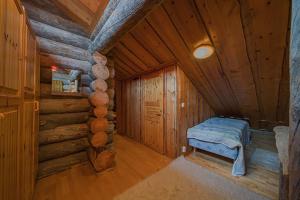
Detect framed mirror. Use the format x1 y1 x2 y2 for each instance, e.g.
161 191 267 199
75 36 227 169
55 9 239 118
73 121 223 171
51 66 83 96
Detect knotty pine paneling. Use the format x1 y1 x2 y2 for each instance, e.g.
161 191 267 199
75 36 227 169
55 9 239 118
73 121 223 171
112 0 290 129
176 67 215 154
116 66 215 157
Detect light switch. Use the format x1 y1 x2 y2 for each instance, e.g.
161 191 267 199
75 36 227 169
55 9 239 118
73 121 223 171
181 102 185 108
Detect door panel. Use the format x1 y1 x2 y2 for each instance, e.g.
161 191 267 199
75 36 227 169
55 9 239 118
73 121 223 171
2 0 21 95
24 26 36 93
141 71 164 153
0 107 19 200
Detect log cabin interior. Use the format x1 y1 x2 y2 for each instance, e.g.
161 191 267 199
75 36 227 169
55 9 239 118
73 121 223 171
1 0 300 199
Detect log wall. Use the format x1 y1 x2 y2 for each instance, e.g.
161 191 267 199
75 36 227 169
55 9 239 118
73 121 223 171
23 2 95 178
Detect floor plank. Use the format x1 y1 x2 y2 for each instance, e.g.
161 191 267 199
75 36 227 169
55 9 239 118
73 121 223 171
34 135 171 200
186 130 279 200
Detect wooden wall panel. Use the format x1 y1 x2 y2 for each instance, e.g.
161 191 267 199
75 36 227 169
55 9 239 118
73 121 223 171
112 0 290 129
164 66 177 157
116 78 141 142
116 66 215 157
176 67 215 154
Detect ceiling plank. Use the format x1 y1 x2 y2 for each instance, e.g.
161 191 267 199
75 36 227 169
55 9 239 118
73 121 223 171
79 0 100 13
163 0 240 115
146 6 226 113
114 56 139 75
121 33 161 68
89 0 110 33
193 0 261 123
52 0 94 28
131 20 175 64
239 0 290 123
115 43 151 71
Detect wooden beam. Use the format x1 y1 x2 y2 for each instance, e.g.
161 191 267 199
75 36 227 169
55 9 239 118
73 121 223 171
29 20 90 49
37 37 93 62
89 0 164 54
38 151 87 179
22 1 88 37
90 0 121 40
52 0 94 28
289 0 300 199
89 0 110 34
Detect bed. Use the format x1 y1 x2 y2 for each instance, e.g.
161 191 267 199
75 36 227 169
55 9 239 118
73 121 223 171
187 117 250 176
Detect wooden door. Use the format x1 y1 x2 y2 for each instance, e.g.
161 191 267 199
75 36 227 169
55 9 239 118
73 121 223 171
0 0 38 199
0 0 23 199
141 71 164 153
20 21 38 200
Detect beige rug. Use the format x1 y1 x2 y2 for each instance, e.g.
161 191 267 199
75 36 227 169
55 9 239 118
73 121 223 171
114 156 269 200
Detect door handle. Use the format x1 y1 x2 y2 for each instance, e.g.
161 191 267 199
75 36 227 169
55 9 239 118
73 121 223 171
34 101 39 112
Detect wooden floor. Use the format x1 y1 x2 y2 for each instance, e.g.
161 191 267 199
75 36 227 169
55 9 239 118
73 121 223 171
34 135 171 200
34 131 279 200
186 130 279 200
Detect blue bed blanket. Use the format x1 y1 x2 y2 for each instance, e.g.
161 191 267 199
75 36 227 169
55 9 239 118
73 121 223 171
187 117 250 176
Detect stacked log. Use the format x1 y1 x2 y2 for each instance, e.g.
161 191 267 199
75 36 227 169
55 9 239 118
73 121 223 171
24 3 96 178
88 52 116 172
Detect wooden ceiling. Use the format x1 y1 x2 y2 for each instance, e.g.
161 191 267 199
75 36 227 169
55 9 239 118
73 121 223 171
23 0 109 33
111 0 290 127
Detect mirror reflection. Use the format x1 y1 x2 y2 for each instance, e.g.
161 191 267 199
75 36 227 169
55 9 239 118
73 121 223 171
51 66 81 94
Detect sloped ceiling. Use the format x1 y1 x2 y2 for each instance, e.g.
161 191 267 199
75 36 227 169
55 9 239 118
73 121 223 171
23 0 109 33
111 0 290 127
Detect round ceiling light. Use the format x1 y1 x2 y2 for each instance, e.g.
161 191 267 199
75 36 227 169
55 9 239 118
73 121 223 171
193 45 214 59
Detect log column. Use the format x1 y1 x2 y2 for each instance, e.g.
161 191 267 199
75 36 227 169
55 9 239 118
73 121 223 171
88 52 115 172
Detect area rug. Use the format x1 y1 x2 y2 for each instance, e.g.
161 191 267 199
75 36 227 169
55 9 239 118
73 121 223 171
114 156 269 200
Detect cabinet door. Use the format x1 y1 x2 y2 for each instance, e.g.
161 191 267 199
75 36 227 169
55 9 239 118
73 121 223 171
24 25 36 94
0 0 6 87
0 107 20 200
1 0 22 96
21 102 35 200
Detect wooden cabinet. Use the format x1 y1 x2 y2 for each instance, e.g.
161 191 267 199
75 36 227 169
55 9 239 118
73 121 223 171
0 107 20 200
0 0 22 96
0 0 39 199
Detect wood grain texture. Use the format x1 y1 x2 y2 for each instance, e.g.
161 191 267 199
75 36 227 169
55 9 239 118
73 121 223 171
37 37 92 62
22 1 88 37
39 138 89 162
34 135 171 200
29 19 90 49
37 151 88 179
112 0 290 129
39 124 89 145
40 98 90 114
40 112 89 130
89 0 164 53
40 53 91 73
116 66 214 157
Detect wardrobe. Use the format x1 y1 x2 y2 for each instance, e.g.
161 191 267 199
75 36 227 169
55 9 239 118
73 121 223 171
0 0 39 199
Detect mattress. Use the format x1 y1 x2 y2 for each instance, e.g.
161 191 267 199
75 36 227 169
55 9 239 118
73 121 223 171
187 117 250 176
189 138 238 160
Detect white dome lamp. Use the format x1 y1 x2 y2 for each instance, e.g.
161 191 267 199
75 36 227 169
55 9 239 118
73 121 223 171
193 45 214 59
